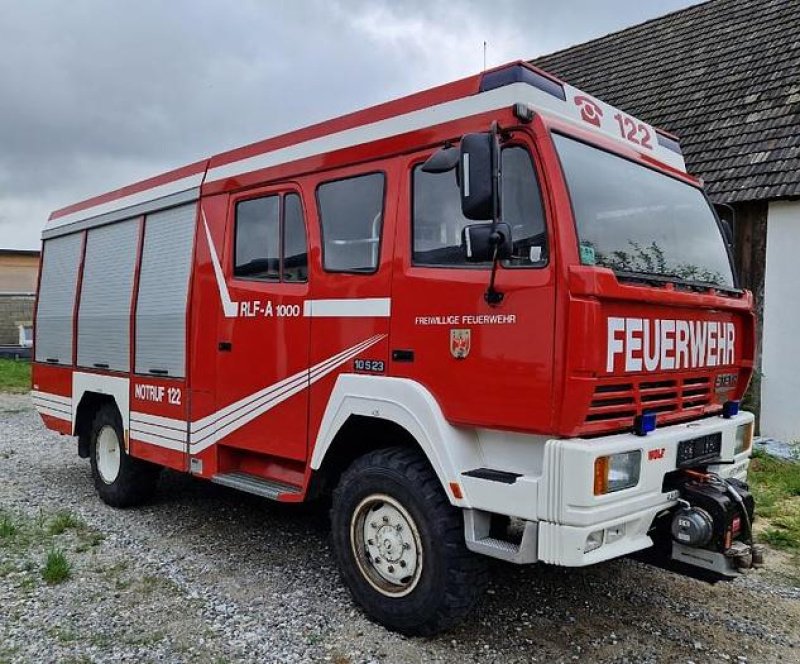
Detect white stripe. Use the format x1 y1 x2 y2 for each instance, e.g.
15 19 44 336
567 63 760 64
130 411 188 431
31 390 71 406
190 334 382 435
201 208 238 317
32 401 71 417
47 173 204 231
91 335 386 455
130 431 186 452
35 405 71 421
205 82 684 183
130 420 187 443
206 85 525 183
189 334 385 453
303 298 391 318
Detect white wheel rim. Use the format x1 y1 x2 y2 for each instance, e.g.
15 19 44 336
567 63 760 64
96 425 121 484
350 493 423 597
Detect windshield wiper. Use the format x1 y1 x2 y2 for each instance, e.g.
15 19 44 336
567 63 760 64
612 269 742 296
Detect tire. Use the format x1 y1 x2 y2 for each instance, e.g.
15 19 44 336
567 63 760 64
330 447 489 635
89 404 160 508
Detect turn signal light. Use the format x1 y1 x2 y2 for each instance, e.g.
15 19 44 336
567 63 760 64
735 422 754 455
594 450 642 495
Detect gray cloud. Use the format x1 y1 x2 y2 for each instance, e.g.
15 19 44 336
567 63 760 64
0 0 700 248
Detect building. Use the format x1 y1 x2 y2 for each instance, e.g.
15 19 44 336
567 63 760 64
533 0 800 439
0 249 39 353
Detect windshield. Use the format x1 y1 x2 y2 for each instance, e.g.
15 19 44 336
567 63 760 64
553 134 735 288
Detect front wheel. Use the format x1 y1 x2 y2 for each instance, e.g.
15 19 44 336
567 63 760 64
330 447 488 635
89 404 160 508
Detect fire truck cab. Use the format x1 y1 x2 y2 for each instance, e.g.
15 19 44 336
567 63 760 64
32 62 757 635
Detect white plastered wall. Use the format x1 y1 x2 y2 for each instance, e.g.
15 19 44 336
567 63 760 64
761 200 800 442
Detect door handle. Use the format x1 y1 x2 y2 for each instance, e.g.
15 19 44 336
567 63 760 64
218 341 232 352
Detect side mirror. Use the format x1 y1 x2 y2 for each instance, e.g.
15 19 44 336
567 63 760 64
462 222 513 263
459 132 498 220
421 145 460 173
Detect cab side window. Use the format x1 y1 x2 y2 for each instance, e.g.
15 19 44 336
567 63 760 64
412 146 548 267
234 193 308 282
283 193 308 282
317 172 385 273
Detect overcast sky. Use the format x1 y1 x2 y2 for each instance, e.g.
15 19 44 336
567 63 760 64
0 0 701 249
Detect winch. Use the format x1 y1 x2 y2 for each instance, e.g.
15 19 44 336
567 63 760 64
668 470 762 578
639 468 763 581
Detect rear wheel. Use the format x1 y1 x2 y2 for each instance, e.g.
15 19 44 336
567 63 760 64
89 404 160 508
331 447 488 635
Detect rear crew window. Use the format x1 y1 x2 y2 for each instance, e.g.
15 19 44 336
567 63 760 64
234 193 308 282
317 172 385 272
412 146 547 267
234 195 280 280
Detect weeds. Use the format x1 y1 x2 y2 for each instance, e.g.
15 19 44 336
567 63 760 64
42 548 71 584
0 513 16 539
48 510 83 535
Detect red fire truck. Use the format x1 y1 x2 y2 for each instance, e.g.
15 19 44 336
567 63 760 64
32 61 758 634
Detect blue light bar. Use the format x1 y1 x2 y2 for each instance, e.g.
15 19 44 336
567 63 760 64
479 64 566 101
634 411 657 436
722 400 740 419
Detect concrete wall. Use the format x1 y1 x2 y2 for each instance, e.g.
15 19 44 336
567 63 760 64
0 295 33 345
761 200 800 442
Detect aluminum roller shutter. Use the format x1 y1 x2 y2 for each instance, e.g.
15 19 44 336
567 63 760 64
77 219 139 372
34 233 83 364
135 204 196 378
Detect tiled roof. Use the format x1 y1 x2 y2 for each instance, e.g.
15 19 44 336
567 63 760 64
532 0 800 203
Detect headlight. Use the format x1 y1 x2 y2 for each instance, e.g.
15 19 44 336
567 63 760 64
594 450 642 495
735 422 754 455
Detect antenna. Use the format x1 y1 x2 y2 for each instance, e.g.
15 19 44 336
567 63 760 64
483 40 487 72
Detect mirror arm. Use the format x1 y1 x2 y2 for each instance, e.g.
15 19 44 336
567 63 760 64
485 121 504 306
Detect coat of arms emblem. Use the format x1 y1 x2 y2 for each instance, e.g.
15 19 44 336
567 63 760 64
450 328 471 359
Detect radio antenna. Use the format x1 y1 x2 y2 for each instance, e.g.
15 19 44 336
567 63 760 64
483 41 487 72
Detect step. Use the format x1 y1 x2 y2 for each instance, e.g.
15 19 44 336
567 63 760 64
463 509 538 564
211 471 302 501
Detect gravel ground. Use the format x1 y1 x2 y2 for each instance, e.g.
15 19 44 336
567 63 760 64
1 393 800 664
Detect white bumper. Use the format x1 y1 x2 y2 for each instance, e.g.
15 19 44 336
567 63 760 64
460 412 754 567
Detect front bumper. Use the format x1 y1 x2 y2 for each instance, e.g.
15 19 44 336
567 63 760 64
460 411 754 566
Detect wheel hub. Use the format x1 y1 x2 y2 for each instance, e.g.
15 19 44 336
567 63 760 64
96 424 121 485
351 494 422 597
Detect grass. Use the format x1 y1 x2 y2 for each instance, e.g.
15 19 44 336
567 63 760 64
48 510 83 536
0 358 30 393
42 548 71 584
748 450 800 551
0 514 17 539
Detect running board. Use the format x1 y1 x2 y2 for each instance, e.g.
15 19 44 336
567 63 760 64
463 509 538 564
211 472 302 501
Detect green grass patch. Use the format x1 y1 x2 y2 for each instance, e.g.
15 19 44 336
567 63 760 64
42 548 71 584
48 510 83 535
749 450 800 551
0 358 30 393
0 514 16 539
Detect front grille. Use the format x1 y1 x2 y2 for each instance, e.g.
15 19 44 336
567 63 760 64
585 375 713 425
